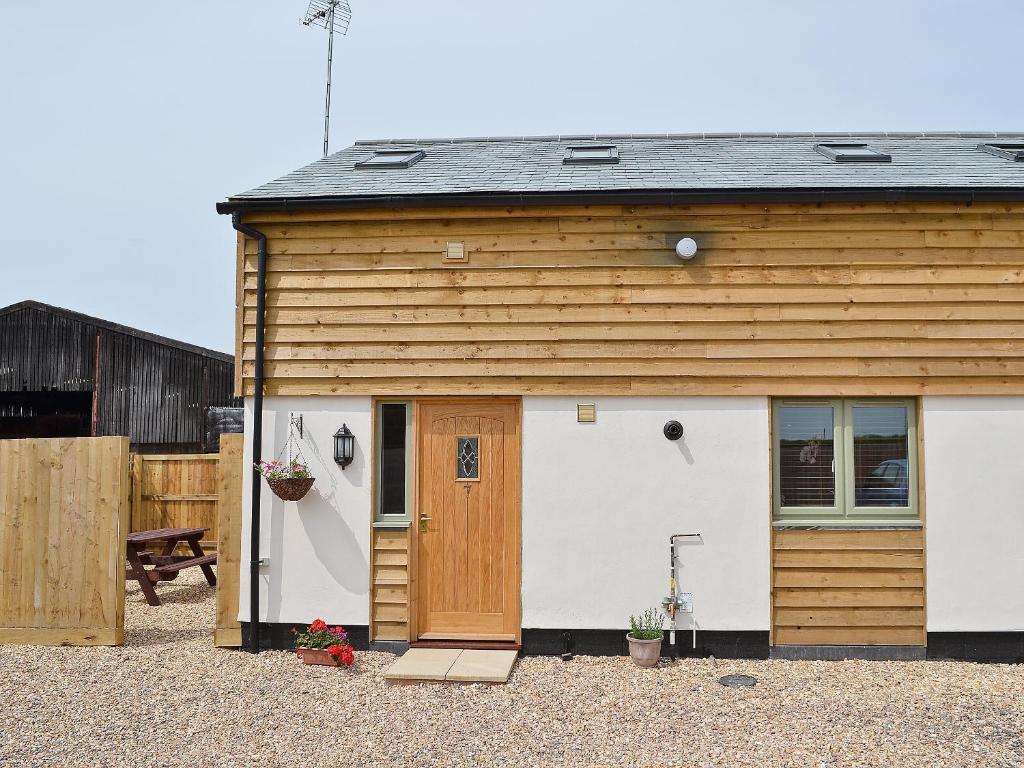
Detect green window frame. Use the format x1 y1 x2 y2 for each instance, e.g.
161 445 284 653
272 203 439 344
772 397 919 526
373 401 412 528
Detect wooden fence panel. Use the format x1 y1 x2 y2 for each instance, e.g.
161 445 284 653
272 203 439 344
0 437 129 646
214 434 243 647
130 454 220 552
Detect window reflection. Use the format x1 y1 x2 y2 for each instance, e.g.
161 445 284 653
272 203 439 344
853 406 909 507
778 406 835 508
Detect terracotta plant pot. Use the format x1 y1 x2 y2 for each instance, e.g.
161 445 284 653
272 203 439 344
267 476 315 501
626 633 663 668
297 648 342 667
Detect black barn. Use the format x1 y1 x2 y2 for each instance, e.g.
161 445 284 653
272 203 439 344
0 301 239 453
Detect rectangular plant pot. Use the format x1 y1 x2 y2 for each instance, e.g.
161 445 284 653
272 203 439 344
298 648 342 667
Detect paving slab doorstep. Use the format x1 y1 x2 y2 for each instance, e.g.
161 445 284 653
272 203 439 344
384 648 461 681
384 648 519 683
445 649 518 683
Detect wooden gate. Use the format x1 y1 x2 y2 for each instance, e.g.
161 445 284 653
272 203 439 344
130 453 220 552
0 437 130 646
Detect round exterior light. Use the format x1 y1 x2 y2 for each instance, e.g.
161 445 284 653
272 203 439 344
675 237 698 260
663 420 684 440
333 424 355 469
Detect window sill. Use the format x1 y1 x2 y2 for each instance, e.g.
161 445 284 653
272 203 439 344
772 520 922 530
373 520 411 529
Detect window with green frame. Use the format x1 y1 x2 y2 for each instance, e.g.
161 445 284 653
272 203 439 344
772 398 919 525
374 402 412 527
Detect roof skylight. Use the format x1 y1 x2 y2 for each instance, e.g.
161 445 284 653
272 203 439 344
563 145 619 165
814 143 891 163
978 143 1024 162
355 149 425 169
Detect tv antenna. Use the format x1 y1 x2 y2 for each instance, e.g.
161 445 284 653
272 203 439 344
302 0 353 158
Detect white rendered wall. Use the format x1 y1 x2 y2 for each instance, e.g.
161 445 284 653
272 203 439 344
924 397 1024 632
239 396 372 625
521 396 771 631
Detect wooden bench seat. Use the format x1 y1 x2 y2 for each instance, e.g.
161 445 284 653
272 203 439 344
155 553 217 575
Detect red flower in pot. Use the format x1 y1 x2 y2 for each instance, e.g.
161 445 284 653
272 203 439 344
294 619 355 668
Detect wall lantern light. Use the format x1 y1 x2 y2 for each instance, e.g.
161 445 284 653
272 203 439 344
333 424 355 468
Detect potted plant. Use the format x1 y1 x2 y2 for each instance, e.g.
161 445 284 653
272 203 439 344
627 608 665 668
256 459 315 501
293 619 355 667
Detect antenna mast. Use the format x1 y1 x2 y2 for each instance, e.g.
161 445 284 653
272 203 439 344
302 0 353 158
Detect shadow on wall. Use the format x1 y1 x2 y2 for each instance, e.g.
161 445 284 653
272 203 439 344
674 435 695 465
264 409 369 622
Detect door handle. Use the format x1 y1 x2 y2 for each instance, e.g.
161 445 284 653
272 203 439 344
419 513 432 531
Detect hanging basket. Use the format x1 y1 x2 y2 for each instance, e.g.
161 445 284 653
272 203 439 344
267 476 316 502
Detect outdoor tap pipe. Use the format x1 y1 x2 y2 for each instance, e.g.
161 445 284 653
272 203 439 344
667 533 701 659
231 213 267 654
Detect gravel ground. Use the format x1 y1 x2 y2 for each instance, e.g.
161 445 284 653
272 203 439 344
1 571 1023 767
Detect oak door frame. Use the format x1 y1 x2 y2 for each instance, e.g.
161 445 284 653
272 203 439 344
408 397 522 644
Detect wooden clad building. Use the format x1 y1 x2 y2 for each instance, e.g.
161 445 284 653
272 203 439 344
0 300 240 453
219 133 1024 660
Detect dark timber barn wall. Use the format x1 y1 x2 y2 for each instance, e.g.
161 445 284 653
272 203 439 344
0 301 239 453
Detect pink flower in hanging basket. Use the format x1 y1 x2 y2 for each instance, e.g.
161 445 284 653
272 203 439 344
255 459 312 480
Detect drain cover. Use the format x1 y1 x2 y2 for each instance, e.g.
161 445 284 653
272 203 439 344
718 674 757 688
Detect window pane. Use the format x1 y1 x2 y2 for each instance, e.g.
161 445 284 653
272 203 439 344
777 406 836 508
852 406 909 507
379 404 407 515
829 145 877 156
571 147 613 159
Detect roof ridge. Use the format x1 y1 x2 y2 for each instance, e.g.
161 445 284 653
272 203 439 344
353 131 1023 146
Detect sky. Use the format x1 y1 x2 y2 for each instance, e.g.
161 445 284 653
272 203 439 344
1 1 1021 353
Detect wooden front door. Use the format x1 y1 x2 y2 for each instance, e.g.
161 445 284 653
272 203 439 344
415 399 521 642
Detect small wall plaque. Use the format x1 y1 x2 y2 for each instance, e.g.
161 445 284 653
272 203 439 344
444 241 466 262
577 403 596 423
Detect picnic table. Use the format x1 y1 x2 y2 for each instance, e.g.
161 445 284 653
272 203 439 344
126 527 217 606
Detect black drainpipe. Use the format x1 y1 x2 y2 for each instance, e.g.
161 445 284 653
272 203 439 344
231 212 267 654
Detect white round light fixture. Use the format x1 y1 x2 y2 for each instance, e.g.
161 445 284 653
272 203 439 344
675 237 698 260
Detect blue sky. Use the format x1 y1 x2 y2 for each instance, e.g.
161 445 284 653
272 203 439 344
1 0 1020 352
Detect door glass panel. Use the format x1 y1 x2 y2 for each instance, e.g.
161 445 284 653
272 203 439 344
852 405 909 507
777 406 836 508
456 436 479 480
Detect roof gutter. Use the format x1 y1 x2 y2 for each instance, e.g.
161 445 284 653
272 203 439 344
215 186 1024 215
229 212 266 655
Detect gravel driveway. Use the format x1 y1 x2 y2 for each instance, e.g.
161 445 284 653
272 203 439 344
1 570 1023 767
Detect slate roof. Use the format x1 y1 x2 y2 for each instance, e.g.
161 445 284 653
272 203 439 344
220 132 1024 211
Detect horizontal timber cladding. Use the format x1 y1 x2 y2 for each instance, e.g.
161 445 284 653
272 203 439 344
236 202 1024 396
370 528 410 642
771 529 926 646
